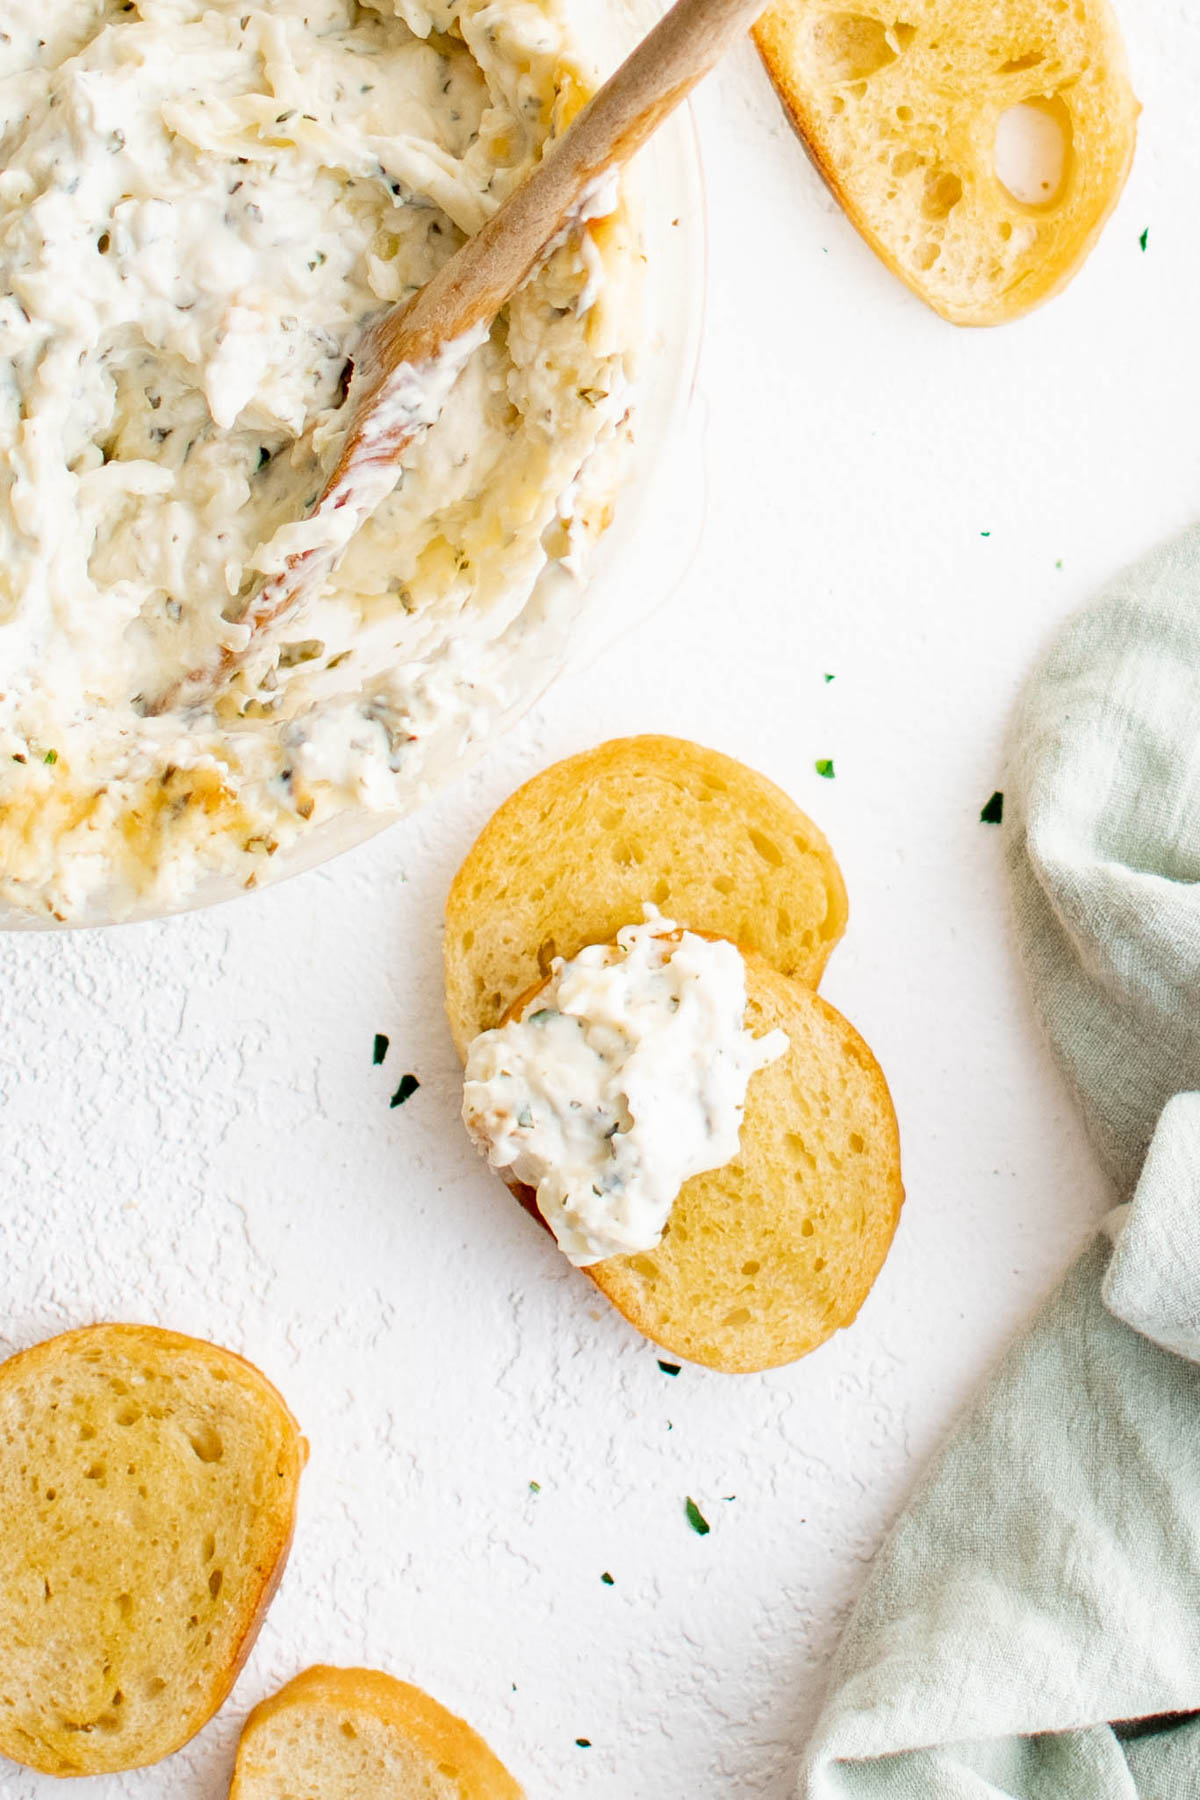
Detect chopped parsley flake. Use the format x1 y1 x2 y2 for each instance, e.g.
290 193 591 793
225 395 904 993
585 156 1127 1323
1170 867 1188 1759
815 758 835 780
389 1073 420 1108
1056 559 1064 570
601 1571 614 1585
529 1480 541 1493
43 749 58 765
373 1032 389 1066
1140 227 1149 251
980 530 991 538
980 791 1004 826
824 672 835 683
685 1496 710 1537
657 1359 681 1377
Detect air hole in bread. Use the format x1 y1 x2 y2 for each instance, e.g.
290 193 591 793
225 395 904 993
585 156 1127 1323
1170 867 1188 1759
145 1677 166 1699
84 1461 106 1482
711 874 734 896
629 1256 660 1281
114 1406 140 1427
535 938 557 977
202 1533 216 1562
652 877 671 905
208 1569 223 1599
78 1423 96 1442
849 1132 865 1154
600 808 624 830
747 828 784 867
913 240 941 270
994 96 1072 206
922 168 962 220
187 1425 223 1464
741 1260 761 1276
1000 49 1046 72
813 1258 826 1273
460 928 474 951
115 1593 132 1620
341 1720 357 1738
896 103 914 121
812 12 912 83
800 1218 815 1238
724 1308 752 1328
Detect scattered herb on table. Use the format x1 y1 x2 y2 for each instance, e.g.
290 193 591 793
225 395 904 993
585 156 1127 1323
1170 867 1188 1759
1140 227 1149 251
575 1738 592 1748
657 1359 681 1377
1056 559 1064 570
980 530 991 538
824 672 835 683
389 1073 420 1108
373 1032 389 1066
815 758 835 780
601 1571 614 1585
685 1496 710 1537
980 791 1004 826
529 1480 541 1494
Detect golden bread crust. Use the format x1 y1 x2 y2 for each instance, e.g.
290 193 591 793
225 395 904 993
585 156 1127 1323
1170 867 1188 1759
0 1322 305 1776
753 0 1138 325
444 735 848 1056
502 952 902 1372
230 1665 524 1799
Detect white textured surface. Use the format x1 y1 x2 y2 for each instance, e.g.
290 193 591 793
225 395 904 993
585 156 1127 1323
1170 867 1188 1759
1 3 1198 1795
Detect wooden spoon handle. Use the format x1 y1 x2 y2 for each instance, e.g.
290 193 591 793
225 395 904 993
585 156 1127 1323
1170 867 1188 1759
372 0 766 366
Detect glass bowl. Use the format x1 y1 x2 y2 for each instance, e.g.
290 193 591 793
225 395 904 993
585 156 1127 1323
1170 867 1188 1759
0 0 706 930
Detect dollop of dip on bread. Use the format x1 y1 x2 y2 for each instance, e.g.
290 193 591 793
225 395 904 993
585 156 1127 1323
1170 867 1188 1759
462 913 787 1265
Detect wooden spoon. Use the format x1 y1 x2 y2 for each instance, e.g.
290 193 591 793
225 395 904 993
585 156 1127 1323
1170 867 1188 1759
151 0 766 714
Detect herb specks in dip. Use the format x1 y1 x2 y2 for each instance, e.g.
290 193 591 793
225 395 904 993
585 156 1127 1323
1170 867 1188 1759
461 914 788 1266
0 0 638 920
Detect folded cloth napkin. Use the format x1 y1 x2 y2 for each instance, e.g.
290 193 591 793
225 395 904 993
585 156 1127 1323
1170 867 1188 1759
800 522 1200 1799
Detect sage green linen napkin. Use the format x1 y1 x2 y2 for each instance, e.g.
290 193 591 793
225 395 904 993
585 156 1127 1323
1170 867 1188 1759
801 523 1200 1799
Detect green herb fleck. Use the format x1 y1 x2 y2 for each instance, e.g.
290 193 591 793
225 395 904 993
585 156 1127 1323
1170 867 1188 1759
1140 227 1149 252
575 1738 592 1748
824 672 835 683
529 1480 541 1493
980 530 991 538
43 749 58 765
1055 559 1064 570
601 1571 614 1585
815 758 835 780
685 1496 710 1537
373 1033 389 1066
980 791 1004 826
657 1359 681 1376
389 1073 420 1108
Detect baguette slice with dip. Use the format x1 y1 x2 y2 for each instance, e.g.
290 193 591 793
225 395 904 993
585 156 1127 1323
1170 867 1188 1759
444 735 848 1056
496 947 902 1373
0 1323 305 1776
229 1665 523 1799
754 0 1138 325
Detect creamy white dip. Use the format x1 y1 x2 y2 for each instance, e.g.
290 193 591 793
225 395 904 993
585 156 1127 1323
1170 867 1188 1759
0 0 638 920
462 915 789 1266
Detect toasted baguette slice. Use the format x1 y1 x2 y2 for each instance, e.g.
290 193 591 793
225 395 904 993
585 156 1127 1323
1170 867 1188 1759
503 950 902 1373
444 736 848 1055
229 1665 523 1800
754 0 1138 325
0 1323 306 1777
